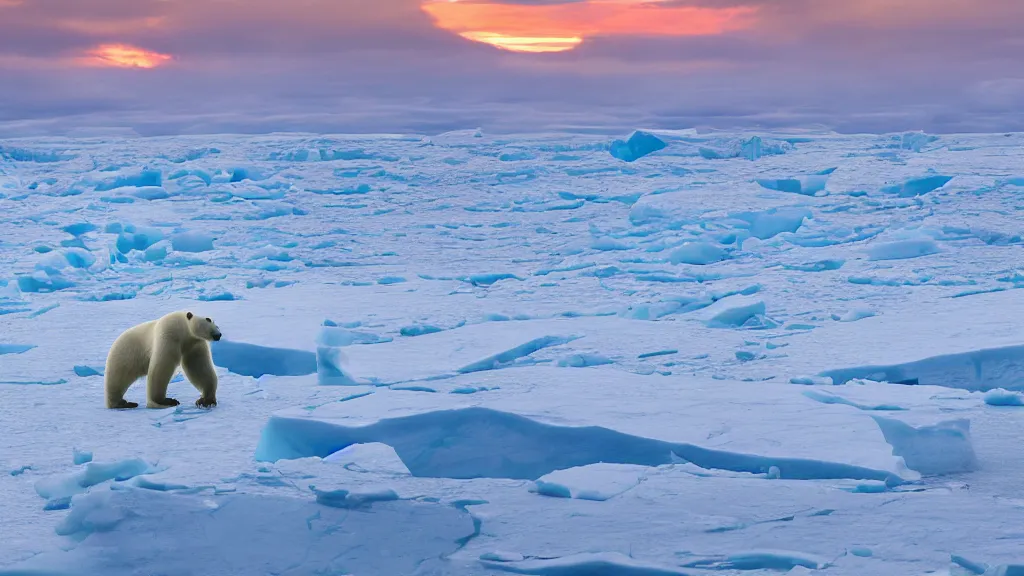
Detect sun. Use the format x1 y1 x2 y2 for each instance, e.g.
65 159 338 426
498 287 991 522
459 32 583 54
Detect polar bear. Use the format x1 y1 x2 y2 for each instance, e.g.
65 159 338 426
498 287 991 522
104 311 222 409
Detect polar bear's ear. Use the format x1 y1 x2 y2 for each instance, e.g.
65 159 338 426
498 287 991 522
187 312 194 320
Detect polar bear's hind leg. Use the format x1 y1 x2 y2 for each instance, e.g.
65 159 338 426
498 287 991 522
105 338 145 409
105 367 141 409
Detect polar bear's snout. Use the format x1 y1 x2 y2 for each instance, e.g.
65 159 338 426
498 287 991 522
212 330 222 341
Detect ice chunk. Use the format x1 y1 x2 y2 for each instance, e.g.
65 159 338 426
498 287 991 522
668 242 728 265
556 353 614 368
400 324 444 337
115 225 164 253
741 136 764 160
251 245 292 261
591 237 633 251
94 169 162 192
310 485 400 509
10 465 32 476
790 376 834 386
609 130 667 162
460 273 521 286
735 350 757 361
63 248 96 269
53 489 128 536
129 186 170 200
629 203 667 225
694 295 766 328
73 365 103 377
198 291 238 301
0 145 72 162
28 302 59 318
983 389 1024 407
834 308 876 322
531 479 571 498
893 131 939 152
317 346 362 386
323 442 411 475
534 262 596 276
328 322 582 383
317 326 391 347
481 551 690 575
210 340 316 378
34 457 152 500
820 342 1024 392
480 551 526 563
802 390 904 411
756 170 833 196
882 175 953 197
63 223 97 236
457 335 577 373
731 207 811 239
682 550 828 571
0 344 34 355
171 232 215 253
256 395 907 483
872 417 978 475
17 271 75 293
698 136 791 160
144 245 167 261
73 448 94 465
532 463 647 501
867 238 940 261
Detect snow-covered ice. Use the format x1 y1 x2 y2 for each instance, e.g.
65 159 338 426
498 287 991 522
3 130 1024 575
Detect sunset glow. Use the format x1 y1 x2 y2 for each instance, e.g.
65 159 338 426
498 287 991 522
459 32 583 53
78 44 173 69
422 0 758 53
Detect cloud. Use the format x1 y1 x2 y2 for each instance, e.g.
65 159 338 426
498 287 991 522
423 1 758 39
0 0 1021 136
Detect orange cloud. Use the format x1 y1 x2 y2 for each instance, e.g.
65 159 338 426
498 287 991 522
422 0 758 52
78 44 173 69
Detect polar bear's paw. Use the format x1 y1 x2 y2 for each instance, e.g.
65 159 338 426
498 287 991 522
112 399 139 409
195 396 217 409
149 397 180 408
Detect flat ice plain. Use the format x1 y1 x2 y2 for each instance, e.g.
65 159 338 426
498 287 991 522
2 129 1024 575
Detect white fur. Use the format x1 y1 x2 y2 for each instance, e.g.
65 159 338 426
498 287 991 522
104 311 221 409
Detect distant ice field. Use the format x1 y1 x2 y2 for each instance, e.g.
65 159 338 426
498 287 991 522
2 129 1024 575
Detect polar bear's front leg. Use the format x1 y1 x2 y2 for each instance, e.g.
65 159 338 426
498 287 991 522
182 342 218 409
146 345 181 409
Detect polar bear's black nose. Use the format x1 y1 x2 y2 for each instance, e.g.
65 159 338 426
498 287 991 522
212 332 222 341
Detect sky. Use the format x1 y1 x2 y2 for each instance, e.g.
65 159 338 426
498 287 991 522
0 0 1022 137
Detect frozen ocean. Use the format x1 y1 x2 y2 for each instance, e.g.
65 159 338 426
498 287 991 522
1 129 1024 575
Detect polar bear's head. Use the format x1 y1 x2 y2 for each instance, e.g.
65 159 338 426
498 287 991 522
186 312 222 342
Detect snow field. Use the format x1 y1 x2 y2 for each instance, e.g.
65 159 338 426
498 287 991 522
2 130 1024 574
